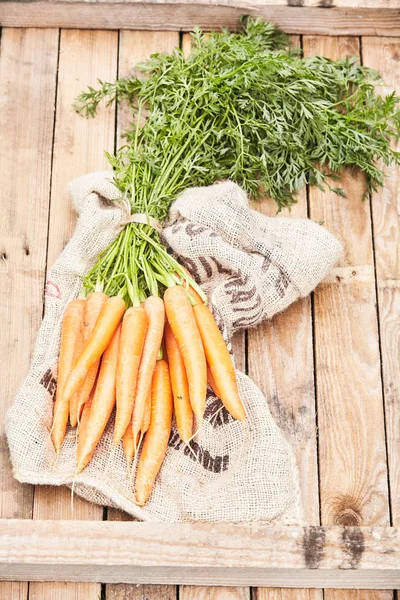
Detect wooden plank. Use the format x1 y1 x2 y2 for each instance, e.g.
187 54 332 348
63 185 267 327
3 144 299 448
2 4 400 36
24 0 400 7
2 520 400 588
255 592 322 600
178 32 249 600
181 589 249 600
361 36 400 529
29 28 118 600
249 33 321 600
0 27 59 600
116 30 180 145
107 581 176 600
105 28 179 600
303 34 391 600
248 193 322 600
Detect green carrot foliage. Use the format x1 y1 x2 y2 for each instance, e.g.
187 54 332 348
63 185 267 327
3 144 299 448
75 18 400 300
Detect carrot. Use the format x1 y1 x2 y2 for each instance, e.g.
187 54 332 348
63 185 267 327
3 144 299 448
76 382 96 457
114 305 148 446
122 424 135 467
141 389 152 435
76 324 121 474
62 295 126 406
193 303 246 421
75 291 108 422
164 285 207 422
135 359 173 506
164 322 193 442
207 365 222 399
51 299 85 454
69 308 85 427
131 296 165 440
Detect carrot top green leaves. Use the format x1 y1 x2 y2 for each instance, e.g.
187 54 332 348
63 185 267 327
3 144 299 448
75 18 400 301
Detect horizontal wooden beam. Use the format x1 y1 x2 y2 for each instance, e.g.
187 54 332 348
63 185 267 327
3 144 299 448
1 519 400 588
1 3 400 36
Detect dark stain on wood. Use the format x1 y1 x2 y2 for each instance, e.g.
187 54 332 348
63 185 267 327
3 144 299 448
287 0 304 6
341 527 365 569
268 392 312 441
302 525 326 569
318 0 334 7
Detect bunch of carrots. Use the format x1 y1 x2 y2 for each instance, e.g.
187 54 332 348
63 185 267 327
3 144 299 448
51 273 246 506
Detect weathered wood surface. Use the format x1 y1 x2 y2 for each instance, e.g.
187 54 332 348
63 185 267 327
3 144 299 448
1 21 400 597
2 4 400 36
304 34 390 529
1 520 400 587
21 0 400 6
106 29 179 600
304 34 392 600
246 34 321 600
29 28 118 600
362 37 400 530
0 27 59 600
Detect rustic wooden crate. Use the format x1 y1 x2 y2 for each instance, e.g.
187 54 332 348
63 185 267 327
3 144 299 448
1 4 400 597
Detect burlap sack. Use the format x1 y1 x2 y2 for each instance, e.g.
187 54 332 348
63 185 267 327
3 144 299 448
6 171 342 524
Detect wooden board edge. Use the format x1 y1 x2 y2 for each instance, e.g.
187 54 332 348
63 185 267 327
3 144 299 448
1 565 400 589
1 4 400 36
1 520 400 588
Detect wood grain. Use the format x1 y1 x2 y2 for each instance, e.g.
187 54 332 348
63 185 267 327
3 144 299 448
105 29 179 600
0 26 59 600
21 0 400 7
2 519 400 588
255 592 321 600
304 33 391 600
248 191 321 600
2 4 400 36
29 28 118 600
244 34 321 600
250 39 320 600
181 589 249 600
362 36 400 530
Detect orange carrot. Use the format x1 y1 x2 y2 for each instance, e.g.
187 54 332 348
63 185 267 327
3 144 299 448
76 324 121 474
131 296 165 440
122 424 135 466
62 296 126 406
164 285 207 422
114 305 148 446
141 389 152 435
193 303 246 421
123 389 151 466
75 291 108 422
164 322 193 442
135 359 173 506
207 365 222 399
76 382 96 457
69 307 85 427
51 299 85 454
